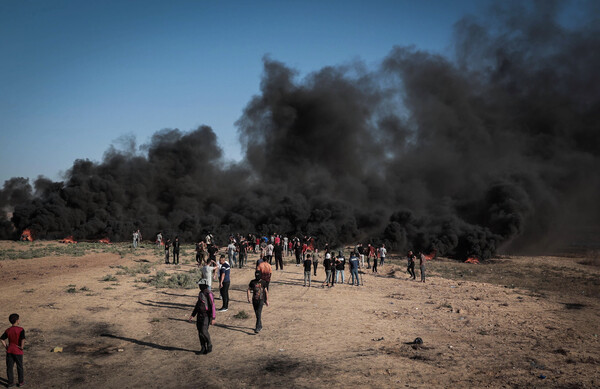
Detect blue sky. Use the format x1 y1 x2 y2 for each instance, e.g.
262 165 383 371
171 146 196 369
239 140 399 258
0 0 496 185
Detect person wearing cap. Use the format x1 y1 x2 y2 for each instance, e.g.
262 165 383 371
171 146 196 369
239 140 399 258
247 270 269 333
189 279 216 354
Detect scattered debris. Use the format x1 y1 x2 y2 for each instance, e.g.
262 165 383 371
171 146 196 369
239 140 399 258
52 347 63 353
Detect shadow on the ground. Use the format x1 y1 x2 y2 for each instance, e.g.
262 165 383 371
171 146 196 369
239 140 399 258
100 333 197 353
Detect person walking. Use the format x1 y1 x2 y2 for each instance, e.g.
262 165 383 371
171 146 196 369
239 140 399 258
322 251 332 288
189 280 216 354
303 254 312 287
372 251 378 273
335 251 346 284
227 241 237 268
257 258 272 291
247 270 269 334
407 251 416 280
218 255 231 312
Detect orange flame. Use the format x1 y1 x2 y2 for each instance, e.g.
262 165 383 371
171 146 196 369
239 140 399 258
59 236 77 244
465 257 480 264
21 229 33 242
424 250 437 260
98 238 111 244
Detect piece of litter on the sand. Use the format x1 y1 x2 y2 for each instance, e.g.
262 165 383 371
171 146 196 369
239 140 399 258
393 311 398 313
118 348 124 352
538 375 546 379
415 307 419 310
279 349 285 352
448 345 453 349
52 346 63 353
372 337 384 341
450 286 456 288
459 317 466 320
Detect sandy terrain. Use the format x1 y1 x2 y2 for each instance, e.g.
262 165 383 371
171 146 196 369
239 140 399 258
0 241 598 388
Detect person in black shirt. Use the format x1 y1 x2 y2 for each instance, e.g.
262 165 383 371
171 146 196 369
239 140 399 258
164 239 171 264
188 280 216 354
247 271 269 334
238 239 248 268
303 254 312 287
294 242 302 266
407 251 416 280
335 251 346 283
274 242 284 270
172 237 180 265
207 244 218 263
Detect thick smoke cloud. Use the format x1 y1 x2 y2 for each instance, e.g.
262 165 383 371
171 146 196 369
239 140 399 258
1 1 598 258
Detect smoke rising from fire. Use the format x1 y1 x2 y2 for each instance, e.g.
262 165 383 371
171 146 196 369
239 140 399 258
1 1 598 258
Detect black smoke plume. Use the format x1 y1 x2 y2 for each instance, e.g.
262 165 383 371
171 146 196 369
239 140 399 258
1 1 598 258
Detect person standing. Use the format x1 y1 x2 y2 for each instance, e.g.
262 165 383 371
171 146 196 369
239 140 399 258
133 230 139 248
294 241 302 266
283 236 289 256
349 251 360 286
322 251 332 287
189 280 216 354
303 254 312 287
379 244 387 266
274 241 284 270
247 270 269 334
407 251 416 280
238 239 248 268
201 259 217 291
312 249 320 276
207 244 218 263
172 237 180 265
164 239 171 264
218 255 231 312
227 241 237 268
156 232 162 246
419 252 426 283
196 241 207 267
372 252 378 273
1 313 25 387
335 251 346 284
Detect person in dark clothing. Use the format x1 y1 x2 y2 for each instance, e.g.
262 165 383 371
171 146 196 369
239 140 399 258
247 271 269 334
238 239 248 268
294 242 302 266
172 236 180 264
207 244 218 263
218 255 231 311
335 251 346 283
407 251 416 280
189 280 216 354
330 254 336 286
2 313 25 387
164 239 171 264
322 252 333 287
303 254 312 287
312 249 320 276
274 242 284 270
372 251 378 273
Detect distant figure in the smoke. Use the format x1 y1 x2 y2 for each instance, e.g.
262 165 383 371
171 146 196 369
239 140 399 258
132 230 139 248
379 244 387 266
355 243 364 268
419 252 426 283
205 232 213 246
189 279 215 354
156 232 162 246
247 270 269 334
217 255 230 312
137 229 142 244
274 241 284 270
172 237 180 265
283 236 289 256
164 239 171 264
368 244 375 269
312 248 320 276
207 243 218 263
407 251 416 280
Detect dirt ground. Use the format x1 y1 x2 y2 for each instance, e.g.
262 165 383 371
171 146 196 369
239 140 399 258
0 241 598 388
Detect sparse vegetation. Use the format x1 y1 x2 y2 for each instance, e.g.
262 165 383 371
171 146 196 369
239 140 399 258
101 274 118 282
233 310 249 319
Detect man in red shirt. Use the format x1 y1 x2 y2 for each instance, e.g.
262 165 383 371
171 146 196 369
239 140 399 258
1 313 26 387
